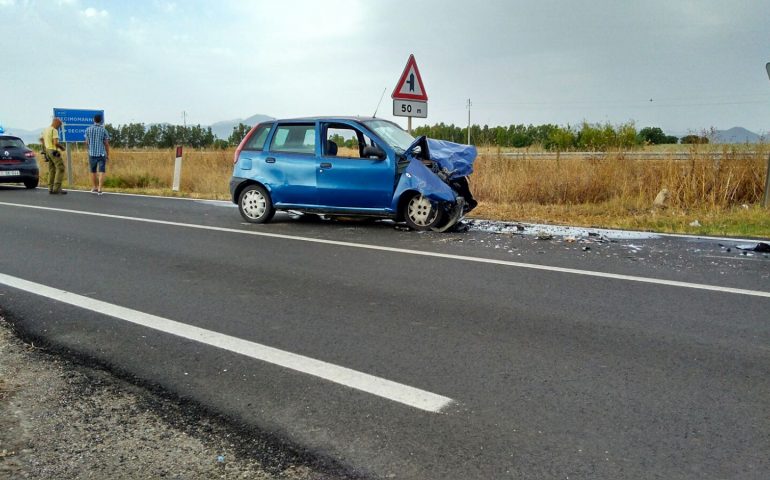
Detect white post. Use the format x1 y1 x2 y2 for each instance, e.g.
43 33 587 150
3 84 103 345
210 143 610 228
172 146 183 191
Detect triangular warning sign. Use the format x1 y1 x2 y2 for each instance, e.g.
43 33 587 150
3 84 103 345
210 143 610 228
392 54 428 101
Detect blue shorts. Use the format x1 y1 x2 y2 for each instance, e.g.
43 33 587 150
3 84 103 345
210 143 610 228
89 155 107 173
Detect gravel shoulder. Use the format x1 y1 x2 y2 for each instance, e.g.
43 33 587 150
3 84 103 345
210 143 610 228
0 313 357 480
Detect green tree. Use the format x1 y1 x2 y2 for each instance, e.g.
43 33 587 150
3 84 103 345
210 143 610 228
229 123 252 146
638 127 666 145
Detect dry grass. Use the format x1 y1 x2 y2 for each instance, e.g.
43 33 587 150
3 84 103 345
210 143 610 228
58 148 235 199
46 146 770 237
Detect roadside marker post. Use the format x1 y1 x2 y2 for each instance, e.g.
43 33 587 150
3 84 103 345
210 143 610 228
173 146 183 191
392 54 428 134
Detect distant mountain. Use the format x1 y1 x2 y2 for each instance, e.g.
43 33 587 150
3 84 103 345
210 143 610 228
713 127 763 144
210 114 274 140
1 126 44 145
2 114 274 144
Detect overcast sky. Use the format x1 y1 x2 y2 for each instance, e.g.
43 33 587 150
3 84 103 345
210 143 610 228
2 0 769 134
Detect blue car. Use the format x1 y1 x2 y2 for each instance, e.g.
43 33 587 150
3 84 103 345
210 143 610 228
229 117 477 231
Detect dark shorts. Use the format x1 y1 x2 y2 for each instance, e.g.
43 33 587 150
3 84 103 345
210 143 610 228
89 155 107 173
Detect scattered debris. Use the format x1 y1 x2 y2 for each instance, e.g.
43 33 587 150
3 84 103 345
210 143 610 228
689 220 701 227
393 225 411 232
536 231 554 240
736 242 770 253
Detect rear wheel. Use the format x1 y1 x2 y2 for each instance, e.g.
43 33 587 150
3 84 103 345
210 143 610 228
403 193 443 231
238 184 275 223
23 178 39 189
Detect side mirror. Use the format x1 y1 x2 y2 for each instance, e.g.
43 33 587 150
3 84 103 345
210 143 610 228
362 145 386 160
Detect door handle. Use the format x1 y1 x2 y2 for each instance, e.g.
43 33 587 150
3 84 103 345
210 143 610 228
320 162 332 168
265 157 276 163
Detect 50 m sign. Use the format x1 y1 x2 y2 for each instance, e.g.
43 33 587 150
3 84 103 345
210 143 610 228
393 100 427 118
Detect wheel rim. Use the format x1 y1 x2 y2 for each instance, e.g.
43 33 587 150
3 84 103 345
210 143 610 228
407 194 438 226
241 189 267 219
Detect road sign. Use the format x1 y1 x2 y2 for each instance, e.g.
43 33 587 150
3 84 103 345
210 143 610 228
393 99 427 118
53 108 104 142
392 54 428 101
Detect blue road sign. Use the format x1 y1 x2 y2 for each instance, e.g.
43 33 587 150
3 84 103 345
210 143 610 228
53 108 104 142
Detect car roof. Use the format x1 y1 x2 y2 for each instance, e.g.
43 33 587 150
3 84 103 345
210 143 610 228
0 135 23 141
267 116 385 124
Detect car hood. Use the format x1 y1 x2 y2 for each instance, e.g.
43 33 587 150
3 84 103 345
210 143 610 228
404 136 477 180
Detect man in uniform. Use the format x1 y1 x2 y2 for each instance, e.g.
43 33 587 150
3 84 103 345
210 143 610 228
40 117 67 194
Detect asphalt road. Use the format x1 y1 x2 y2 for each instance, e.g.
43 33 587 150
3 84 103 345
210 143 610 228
1 186 769 479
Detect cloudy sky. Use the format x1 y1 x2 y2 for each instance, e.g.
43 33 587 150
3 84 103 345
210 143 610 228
2 0 769 134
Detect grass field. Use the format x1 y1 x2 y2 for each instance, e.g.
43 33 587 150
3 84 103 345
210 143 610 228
48 146 770 238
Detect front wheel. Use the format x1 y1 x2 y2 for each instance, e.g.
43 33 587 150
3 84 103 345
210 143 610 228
238 184 275 223
403 193 444 231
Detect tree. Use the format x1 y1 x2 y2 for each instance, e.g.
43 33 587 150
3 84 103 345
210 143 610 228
681 135 709 144
638 127 667 145
229 123 252 146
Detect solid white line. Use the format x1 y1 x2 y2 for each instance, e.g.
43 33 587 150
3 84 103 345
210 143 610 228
0 272 453 413
2 201 769 299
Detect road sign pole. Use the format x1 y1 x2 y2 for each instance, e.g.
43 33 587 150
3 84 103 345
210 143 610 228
763 153 770 207
66 143 73 186
765 63 770 207
408 116 412 134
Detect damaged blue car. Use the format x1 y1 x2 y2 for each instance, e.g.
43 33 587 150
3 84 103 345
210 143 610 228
229 116 477 231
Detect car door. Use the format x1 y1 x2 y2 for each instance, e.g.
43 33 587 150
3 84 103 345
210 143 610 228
264 122 319 207
316 122 394 210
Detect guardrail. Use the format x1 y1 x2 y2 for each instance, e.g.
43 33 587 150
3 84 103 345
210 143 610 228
494 151 761 159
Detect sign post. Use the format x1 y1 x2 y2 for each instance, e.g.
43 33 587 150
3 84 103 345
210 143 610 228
765 63 770 208
392 55 428 133
53 108 104 186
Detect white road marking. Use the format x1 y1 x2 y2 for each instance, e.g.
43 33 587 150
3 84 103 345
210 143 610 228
0 272 453 413
2 201 769 299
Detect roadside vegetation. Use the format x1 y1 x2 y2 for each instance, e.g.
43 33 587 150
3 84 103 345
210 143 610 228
45 139 770 238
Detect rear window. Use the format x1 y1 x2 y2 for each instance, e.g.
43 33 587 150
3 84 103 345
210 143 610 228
270 124 316 154
0 137 25 149
243 123 273 151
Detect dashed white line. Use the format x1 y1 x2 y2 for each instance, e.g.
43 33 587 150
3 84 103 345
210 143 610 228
0 272 453 413
1 201 769 299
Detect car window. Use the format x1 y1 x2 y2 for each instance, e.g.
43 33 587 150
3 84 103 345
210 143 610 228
0 137 25 149
363 120 414 153
270 124 316 154
243 123 272 151
324 124 380 159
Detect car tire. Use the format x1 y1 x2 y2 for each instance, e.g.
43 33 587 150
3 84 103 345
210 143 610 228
24 178 39 189
238 184 275 223
403 192 444 231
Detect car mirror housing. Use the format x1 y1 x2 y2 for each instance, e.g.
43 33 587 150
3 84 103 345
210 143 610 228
363 145 386 160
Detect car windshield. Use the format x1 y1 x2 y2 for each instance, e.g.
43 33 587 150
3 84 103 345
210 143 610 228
364 119 415 153
0 137 24 149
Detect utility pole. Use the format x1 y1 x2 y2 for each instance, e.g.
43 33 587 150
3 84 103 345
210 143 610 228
466 98 472 145
182 110 188 146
